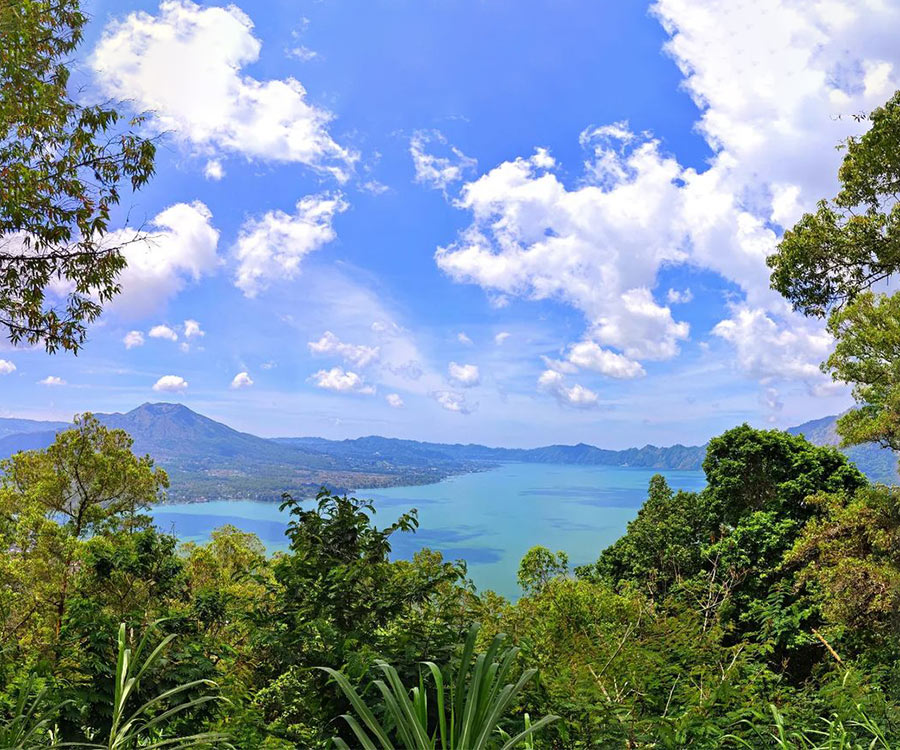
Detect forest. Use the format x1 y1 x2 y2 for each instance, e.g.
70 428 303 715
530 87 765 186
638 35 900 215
4 1 900 747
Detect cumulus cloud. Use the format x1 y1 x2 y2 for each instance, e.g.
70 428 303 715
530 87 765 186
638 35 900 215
234 194 347 297
712 306 831 383
308 331 379 368
149 324 178 342
494 331 511 345
437 0 900 390
436 142 691 372
230 371 254 389
91 0 355 179
107 201 220 318
410 130 477 193
183 319 204 338
152 374 188 392
386 393 404 408
448 362 480 387
310 367 375 395
433 390 472 414
457 332 473 346
564 340 646 379
538 369 599 408
0 360 15 375
123 330 145 349
39 376 66 387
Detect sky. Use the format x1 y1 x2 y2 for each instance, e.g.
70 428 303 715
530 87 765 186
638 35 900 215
2 0 900 448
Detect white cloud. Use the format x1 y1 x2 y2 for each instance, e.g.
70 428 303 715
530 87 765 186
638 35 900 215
410 130 477 193
183 319 204 338
0 360 15 375
448 361 480 387
39 376 66 387
436 0 900 390
712 306 832 383
457 332 473 346
436 143 691 372
123 330 145 349
230 371 254 389
565 340 646 379
287 45 318 62
234 193 347 296
107 201 220 317
149 324 179 342
667 288 693 304
308 331 379 368
538 369 599 408
310 367 375 395
260 361 276 370
433 390 472 414
494 331 511 345
92 0 355 180
152 374 189 392
203 159 224 180
386 393 404 408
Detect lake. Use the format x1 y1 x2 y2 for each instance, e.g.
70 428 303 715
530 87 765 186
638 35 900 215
152 462 706 599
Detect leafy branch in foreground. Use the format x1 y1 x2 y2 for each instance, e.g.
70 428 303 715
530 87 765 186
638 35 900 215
322 623 558 750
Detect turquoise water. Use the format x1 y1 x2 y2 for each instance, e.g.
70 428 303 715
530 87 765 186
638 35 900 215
152 463 706 599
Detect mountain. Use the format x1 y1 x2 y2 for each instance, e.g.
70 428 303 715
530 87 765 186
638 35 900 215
98 403 335 467
788 414 900 484
0 417 69 440
275 436 706 470
1 404 896 501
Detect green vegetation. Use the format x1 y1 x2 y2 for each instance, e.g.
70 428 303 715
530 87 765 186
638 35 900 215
5 2 900 746
0 0 157 352
2 414 900 747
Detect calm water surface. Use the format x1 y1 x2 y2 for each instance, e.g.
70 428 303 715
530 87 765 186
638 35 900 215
152 463 706 599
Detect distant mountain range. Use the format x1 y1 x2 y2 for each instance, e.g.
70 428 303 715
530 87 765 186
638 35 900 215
0 403 896 501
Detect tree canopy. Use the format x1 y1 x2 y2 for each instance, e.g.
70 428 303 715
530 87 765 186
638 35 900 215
0 0 156 352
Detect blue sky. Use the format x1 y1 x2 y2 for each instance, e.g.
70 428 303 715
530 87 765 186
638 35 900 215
2 0 899 447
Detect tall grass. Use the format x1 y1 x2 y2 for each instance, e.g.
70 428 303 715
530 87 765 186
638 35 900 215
322 623 558 750
0 623 230 749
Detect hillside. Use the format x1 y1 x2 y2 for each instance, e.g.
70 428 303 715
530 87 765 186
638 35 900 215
0 417 69 439
2 404 897 501
787 414 900 484
276 436 706 470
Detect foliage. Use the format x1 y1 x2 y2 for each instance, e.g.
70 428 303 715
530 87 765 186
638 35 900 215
1 416 900 747
768 91 900 318
253 490 473 746
517 547 568 595
322 623 558 750
0 0 157 352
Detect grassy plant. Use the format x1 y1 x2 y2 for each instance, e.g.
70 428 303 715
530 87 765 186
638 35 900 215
726 703 891 749
0 676 68 749
80 622 231 750
322 623 558 749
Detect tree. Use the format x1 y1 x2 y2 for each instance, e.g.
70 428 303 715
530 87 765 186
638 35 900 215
767 91 900 318
517 546 568 595
822 292 900 453
588 475 705 600
254 490 470 747
0 414 167 655
0 0 156 352
767 89 900 458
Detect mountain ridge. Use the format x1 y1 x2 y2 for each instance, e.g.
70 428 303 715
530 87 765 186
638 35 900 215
1 403 896 498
